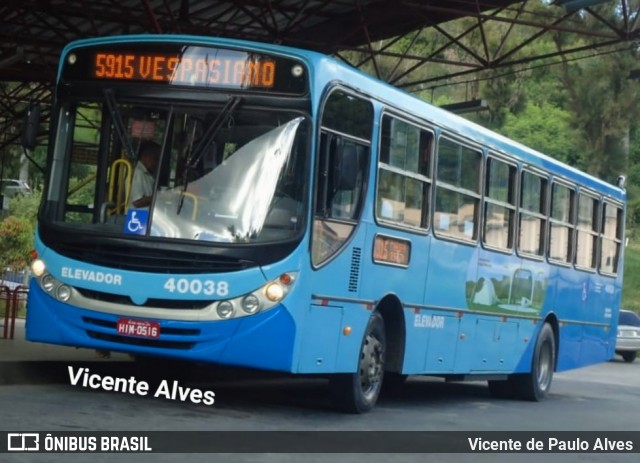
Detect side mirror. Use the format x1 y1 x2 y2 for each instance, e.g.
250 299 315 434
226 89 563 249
21 103 41 151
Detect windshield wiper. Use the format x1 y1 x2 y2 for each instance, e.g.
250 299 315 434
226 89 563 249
177 96 242 215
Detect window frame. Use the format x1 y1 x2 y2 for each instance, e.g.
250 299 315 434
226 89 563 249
598 199 624 277
516 168 549 261
433 134 484 245
375 111 434 233
547 179 576 267
481 153 518 254
574 189 600 273
311 85 373 268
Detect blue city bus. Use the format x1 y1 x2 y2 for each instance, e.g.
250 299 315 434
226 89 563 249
26 34 626 413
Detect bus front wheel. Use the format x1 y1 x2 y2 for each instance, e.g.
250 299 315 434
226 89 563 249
330 312 386 413
513 322 556 401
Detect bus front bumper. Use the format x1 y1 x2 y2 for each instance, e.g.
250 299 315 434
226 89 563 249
25 282 296 372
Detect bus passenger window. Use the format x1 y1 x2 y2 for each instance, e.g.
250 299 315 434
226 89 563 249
483 157 516 251
434 137 481 242
549 183 575 263
575 193 598 270
376 115 432 229
518 171 547 257
599 202 622 275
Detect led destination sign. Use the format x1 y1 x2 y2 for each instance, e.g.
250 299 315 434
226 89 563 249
63 44 307 94
94 52 276 88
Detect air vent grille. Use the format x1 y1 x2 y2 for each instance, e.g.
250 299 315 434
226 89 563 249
348 247 362 293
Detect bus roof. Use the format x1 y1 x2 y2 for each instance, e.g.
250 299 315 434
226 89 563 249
60 34 625 202
306 53 625 201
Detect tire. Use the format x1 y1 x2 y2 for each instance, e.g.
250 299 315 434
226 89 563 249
330 312 386 413
621 351 637 363
513 322 556 401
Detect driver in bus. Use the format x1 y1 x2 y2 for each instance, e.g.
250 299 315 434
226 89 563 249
129 141 160 209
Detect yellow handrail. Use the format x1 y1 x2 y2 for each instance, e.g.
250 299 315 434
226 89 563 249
108 158 132 214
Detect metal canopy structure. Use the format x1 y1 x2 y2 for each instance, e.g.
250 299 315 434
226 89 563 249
0 0 524 84
2 0 640 155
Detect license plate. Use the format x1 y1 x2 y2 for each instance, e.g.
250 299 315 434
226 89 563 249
116 318 160 339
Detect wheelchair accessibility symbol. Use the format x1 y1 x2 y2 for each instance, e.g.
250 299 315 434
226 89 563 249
124 209 149 235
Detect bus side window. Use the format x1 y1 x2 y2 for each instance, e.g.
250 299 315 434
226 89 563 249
548 182 575 264
312 89 372 266
434 137 482 242
575 192 599 271
483 156 516 251
599 202 623 275
376 115 432 229
518 170 547 257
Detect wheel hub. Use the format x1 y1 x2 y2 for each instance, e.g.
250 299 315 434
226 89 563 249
359 333 384 400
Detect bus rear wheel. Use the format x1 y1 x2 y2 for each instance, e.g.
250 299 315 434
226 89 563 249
513 322 556 401
330 312 386 413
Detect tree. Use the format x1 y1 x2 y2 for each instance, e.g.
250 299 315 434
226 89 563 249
0 188 42 269
626 127 640 236
500 101 579 165
550 0 640 183
8 187 41 230
0 215 33 269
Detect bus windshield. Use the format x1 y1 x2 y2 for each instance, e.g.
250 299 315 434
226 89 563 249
152 116 305 242
43 97 309 245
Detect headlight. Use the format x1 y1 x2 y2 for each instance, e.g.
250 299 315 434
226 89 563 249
31 259 46 277
212 272 297 321
41 274 56 292
241 294 260 314
56 284 72 302
265 282 284 302
37 273 75 303
216 301 234 319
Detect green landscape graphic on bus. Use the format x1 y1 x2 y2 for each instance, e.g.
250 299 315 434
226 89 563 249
466 260 548 315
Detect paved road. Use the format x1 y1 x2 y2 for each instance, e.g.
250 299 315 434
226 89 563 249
1 356 638 462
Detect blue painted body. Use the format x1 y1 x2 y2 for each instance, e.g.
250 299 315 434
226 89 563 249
28 34 625 379
27 279 296 370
